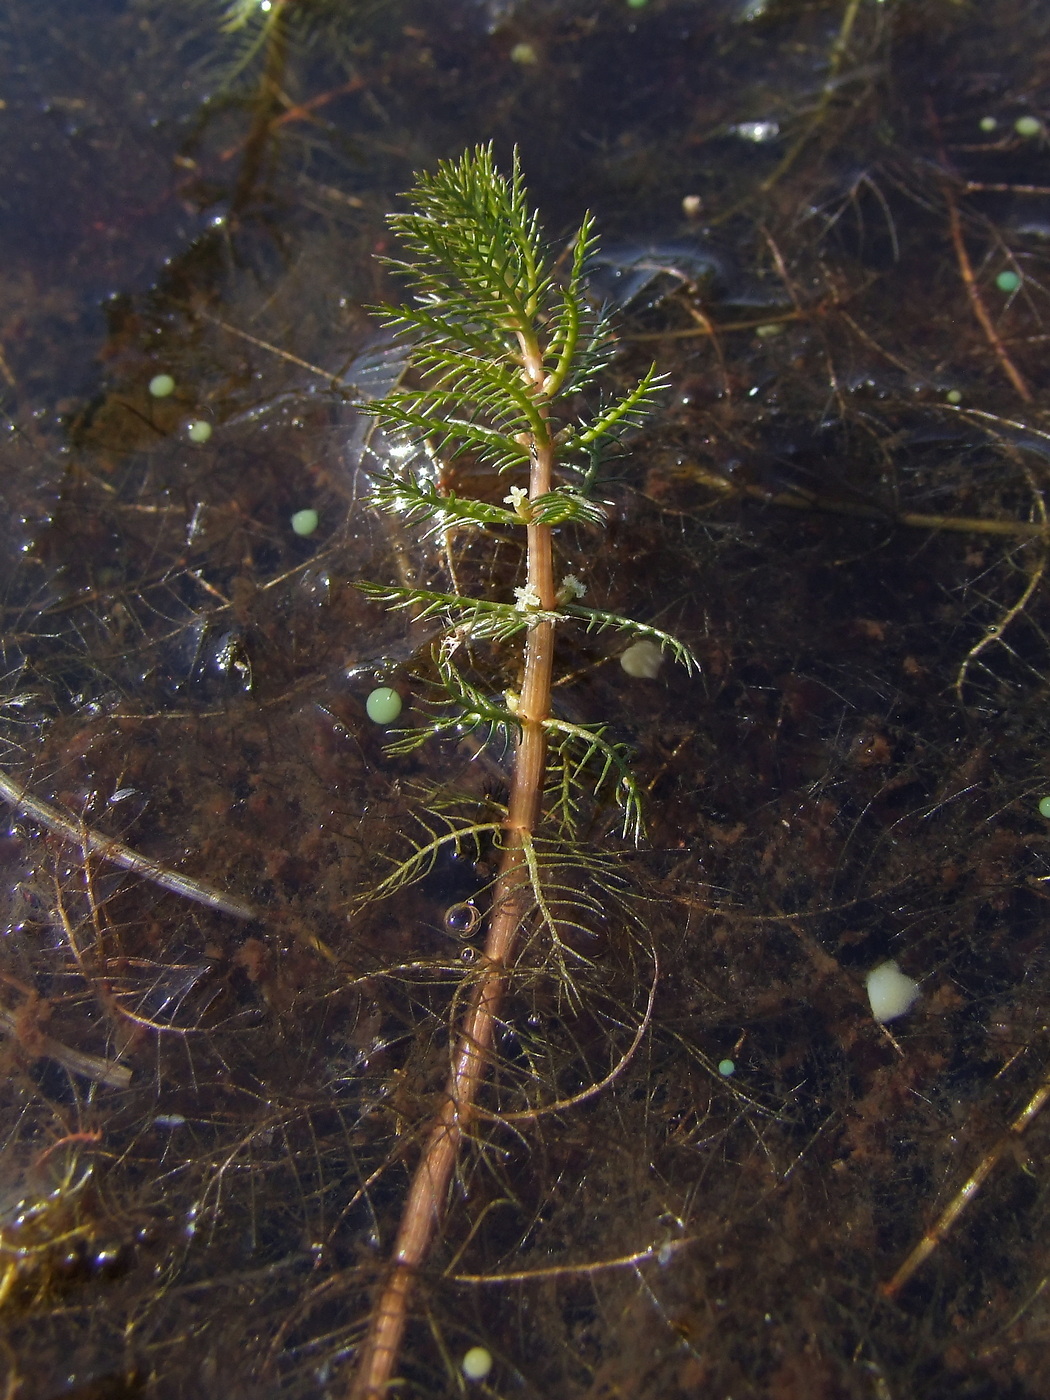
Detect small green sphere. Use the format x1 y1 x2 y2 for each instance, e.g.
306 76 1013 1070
149 373 175 398
510 41 538 64
461 1347 493 1382
186 419 213 443
945 389 963 405
718 1058 736 1077
979 115 998 133
1038 796 1050 819
290 508 319 537
996 270 1022 293
366 686 402 725
1015 114 1042 138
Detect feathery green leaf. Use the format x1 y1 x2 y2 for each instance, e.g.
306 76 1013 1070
545 717 646 844
355 583 556 643
529 488 608 529
370 475 520 536
355 147 696 934
383 648 520 756
562 604 700 675
568 362 669 449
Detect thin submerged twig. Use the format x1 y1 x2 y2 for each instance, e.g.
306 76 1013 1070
451 1233 695 1285
882 1067 1050 1299
757 0 868 195
675 457 1050 540
0 771 255 921
942 179 1032 402
0 1003 131 1090
953 460 1048 702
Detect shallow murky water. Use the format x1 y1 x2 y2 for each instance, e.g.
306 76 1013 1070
3 2 1050 1396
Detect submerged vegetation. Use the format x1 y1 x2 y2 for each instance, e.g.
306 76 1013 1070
346 145 689 1398
3 0 1050 1396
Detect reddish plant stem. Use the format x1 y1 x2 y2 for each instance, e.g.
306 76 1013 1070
925 99 1032 404
942 181 1032 402
349 420 556 1400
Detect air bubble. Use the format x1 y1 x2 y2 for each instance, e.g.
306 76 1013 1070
444 901 481 938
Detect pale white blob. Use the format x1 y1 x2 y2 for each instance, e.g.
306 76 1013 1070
461 1346 493 1381
620 639 663 679
866 960 921 1023
731 119 781 143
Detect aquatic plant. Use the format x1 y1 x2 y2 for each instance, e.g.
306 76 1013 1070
212 0 350 82
7 2 1050 1395
347 144 693 1399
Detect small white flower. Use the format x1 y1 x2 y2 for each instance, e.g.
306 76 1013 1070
504 486 530 517
558 573 587 602
514 584 541 611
